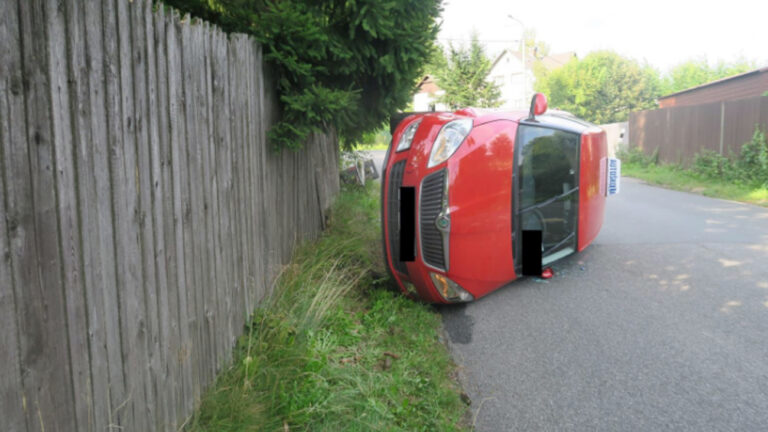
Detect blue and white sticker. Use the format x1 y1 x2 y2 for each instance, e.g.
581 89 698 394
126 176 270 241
606 158 621 196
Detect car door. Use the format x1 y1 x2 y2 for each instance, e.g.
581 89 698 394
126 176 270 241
515 124 581 267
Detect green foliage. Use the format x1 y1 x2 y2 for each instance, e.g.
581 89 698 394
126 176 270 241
357 127 392 150
433 34 502 109
690 126 768 187
522 28 550 58
617 146 659 168
734 126 768 186
161 0 442 150
535 51 659 124
661 58 755 95
532 60 550 91
188 183 468 431
692 150 732 180
623 126 768 187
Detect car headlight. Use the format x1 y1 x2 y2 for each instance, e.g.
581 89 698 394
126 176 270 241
428 118 472 168
396 119 422 152
430 273 474 303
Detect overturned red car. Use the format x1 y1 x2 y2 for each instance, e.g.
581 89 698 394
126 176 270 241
381 94 619 303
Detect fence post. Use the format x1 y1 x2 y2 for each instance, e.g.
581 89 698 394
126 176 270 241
719 101 725 155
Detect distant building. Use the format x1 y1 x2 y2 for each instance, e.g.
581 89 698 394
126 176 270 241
488 50 575 110
658 66 768 108
412 75 448 112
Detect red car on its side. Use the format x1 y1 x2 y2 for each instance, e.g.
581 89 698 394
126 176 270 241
381 94 617 303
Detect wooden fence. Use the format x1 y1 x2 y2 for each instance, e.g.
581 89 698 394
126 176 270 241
0 0 340 431
629 95 768 166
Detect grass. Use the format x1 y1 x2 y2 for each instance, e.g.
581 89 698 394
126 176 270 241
621 159 768 207
186 182 469 432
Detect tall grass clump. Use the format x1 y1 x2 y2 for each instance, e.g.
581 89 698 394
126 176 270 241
617 146 659 167
187 182 468 432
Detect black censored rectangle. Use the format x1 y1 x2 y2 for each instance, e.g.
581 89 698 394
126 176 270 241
522 230 542 276
399 186 416 261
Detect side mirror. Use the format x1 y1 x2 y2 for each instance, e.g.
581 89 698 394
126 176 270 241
527 93 548 120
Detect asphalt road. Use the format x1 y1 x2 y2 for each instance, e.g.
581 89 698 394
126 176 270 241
368 149 387 179
441 178 768 431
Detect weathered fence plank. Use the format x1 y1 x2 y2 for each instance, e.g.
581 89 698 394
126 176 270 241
198 21 218 381
0 1 340 430
0 125 24 432
245 40 259 309
185 21 203 393
130 1 160 427
144 3 171 429
67 1 101 429
16 1 77 430
150 6 178 429
114 0 149 428
210 26 233 369
174 15 197 416
166 10 192 419
83 1 125 428
0 2 26 430
230 35 247 326
51 0 93 429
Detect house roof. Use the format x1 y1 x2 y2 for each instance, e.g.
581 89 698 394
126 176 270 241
539 52 576 70
659 66 768 100
416 75 442 94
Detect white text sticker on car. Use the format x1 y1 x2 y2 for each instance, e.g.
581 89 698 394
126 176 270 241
606 158 621 196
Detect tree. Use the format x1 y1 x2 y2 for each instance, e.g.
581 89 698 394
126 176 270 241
535 51 660 124
434 35 502 109
162 0 443 150
532 60 551 93
523 28 550 58
661 58 755 95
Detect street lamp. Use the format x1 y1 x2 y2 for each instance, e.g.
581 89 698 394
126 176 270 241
507 15 527 109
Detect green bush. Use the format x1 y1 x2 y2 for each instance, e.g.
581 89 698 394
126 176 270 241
617 146 658 167
734 126 768 186
667 126 768 187
160 0 442 151
692 149 733 180
358 127 392 149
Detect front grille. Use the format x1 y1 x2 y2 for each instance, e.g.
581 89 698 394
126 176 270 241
420 169 446 269
387 161 408 274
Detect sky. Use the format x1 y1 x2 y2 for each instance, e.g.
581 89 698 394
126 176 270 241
438 0 768 72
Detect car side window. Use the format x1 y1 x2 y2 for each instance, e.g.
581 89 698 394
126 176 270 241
517 126 579 210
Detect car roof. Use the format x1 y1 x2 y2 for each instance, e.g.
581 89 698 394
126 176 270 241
391 108 600 135
459 108 599 135
526 112 599 134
